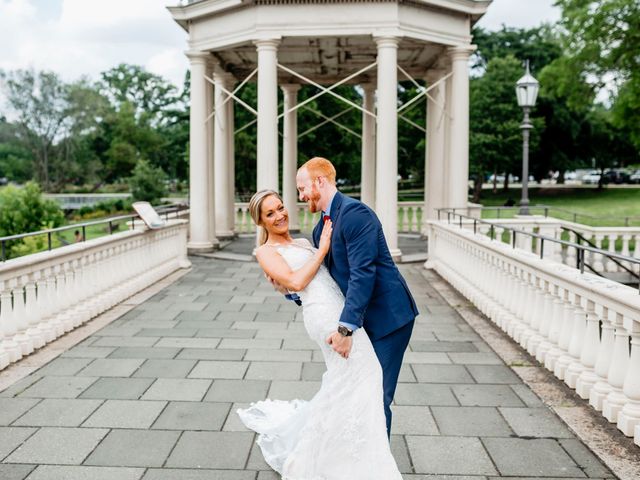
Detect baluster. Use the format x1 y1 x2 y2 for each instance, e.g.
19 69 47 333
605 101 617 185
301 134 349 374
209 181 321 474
522 276 544 351
590 234 603 271
590 308 616 410
24 273 45 349
617 326 640 436
0 281 13 368
516 272 536 346
33 270 56 343
541 285 565 369
565 231 577 267
633 234 640 275
530 280 553 359
565 295 588 388
11 276 34 356
554 291 578 380
0 281 21 363
605 234 617 272
603 314 631 423
575 299 602 398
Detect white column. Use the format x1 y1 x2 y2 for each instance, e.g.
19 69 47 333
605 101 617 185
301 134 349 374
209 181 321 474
360 83 376 209
214 67 233 239
374 36 401 260
282 84 300 232
226 76 236 236
186 51 216 252
446 45 475 210
206 60 216 245
255 39 280 191
425 68 447 223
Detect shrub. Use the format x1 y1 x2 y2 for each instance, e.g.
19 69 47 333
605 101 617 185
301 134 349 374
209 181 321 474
129 159 168 205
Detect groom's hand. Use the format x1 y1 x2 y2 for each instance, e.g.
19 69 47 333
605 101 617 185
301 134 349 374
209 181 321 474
326 332 352 359
265 274 288 295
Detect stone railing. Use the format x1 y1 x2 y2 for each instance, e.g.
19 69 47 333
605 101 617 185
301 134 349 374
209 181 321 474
233 201 474 234
0 221 190 371
426 220 640 447
443 213 640 278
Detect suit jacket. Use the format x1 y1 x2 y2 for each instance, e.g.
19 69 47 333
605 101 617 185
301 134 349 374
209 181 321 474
312 191 418 340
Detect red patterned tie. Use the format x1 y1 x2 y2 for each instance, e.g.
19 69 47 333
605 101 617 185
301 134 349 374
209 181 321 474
323 214 331 223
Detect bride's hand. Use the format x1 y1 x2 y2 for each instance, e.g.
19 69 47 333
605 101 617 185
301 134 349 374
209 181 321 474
318 219 333 256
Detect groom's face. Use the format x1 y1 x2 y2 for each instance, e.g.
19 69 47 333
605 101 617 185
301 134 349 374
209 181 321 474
296 168 322 213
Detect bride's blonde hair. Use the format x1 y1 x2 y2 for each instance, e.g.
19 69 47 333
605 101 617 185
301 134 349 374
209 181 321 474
249 189 283 246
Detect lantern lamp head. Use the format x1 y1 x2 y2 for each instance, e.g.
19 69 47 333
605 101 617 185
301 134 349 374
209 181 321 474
516 60 540 108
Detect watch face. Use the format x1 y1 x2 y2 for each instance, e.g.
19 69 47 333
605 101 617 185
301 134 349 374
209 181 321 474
338 325 352 336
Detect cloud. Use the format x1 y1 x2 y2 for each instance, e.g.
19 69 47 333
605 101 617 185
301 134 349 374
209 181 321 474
476 0 561 31
0 0 189 87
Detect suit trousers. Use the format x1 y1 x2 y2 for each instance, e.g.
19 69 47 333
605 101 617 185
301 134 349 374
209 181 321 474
370 319 415 437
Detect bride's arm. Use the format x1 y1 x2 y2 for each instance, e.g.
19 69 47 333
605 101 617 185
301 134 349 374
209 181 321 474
256 220 333 292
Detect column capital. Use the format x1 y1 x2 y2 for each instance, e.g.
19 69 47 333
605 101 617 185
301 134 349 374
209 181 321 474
374 35 400 48
281 84 301 94
185 50 211 64
253 38 281 51
448 44 477 61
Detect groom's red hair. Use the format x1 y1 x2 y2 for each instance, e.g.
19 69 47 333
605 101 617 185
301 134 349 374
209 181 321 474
301 157 337 184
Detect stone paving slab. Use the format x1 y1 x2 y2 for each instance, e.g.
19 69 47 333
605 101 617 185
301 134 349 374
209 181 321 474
0 255 617 479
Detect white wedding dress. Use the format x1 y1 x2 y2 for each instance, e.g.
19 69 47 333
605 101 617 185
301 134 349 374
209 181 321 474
237 239 402 480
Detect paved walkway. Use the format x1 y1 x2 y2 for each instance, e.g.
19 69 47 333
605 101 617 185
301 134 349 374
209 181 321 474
0 256 616 480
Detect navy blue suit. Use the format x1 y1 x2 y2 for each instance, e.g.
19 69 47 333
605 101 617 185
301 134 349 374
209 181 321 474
312 191 418 434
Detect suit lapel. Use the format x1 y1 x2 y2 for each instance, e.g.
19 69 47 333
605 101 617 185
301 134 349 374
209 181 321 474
326 191 345 269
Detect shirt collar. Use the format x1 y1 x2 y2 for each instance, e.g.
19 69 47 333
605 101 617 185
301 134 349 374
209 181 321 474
323 191 337 217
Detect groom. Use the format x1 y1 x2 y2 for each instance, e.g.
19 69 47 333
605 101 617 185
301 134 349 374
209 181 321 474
296 156 418 435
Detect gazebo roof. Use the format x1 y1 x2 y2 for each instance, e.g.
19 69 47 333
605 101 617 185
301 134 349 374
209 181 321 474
168 0 491 83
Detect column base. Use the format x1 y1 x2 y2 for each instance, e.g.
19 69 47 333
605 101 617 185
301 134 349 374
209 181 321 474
575 369 598 399
544 347 563 372
215 230 236 241
617 402 640 436
564 362 585 389
554 354 573 380
635 424 640 447
535 341 552 363
603 389 627 423
187 241 218 254
590 381 613 411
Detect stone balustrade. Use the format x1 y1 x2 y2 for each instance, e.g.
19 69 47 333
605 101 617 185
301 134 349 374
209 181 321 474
234 201 430 234
426 220 640 447
0 221 190 371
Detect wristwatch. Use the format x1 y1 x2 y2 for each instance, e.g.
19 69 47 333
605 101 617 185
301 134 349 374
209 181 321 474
337 325 353 337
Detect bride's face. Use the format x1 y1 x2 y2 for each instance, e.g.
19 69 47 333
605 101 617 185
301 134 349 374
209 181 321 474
260 195 289 235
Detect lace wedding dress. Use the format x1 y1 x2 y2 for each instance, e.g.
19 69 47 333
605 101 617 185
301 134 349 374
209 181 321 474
237 239 402 480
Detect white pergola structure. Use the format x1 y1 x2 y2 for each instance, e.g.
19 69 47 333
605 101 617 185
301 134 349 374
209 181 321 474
169 0 492 258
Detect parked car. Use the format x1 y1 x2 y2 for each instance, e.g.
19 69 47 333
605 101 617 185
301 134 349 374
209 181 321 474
629 170 640 184
602 169 631 184
581 171 601 184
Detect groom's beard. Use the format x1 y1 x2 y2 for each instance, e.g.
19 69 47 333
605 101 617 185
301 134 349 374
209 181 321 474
307 185 322 213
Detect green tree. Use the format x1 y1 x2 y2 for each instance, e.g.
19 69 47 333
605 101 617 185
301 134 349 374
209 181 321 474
0 182 64 258
0 70 70 189
100 64 181 127
469 56 542 202
129 159 168 204
555 0 640 147
472 25 563 75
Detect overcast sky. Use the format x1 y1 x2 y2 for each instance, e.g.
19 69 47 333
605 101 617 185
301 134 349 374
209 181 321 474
0 0 561 89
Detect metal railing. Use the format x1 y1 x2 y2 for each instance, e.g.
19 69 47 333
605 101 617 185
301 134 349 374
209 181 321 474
436 208 640 294
449 204 640 226
0 203 189 262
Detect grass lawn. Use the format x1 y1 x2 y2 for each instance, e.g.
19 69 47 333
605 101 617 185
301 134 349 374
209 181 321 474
476 187 640 227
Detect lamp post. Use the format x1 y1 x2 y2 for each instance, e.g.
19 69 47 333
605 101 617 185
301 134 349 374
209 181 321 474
516 60 539 215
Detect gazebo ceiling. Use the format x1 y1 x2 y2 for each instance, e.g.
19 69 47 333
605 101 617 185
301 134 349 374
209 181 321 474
168 0 491 83
215 36 446 84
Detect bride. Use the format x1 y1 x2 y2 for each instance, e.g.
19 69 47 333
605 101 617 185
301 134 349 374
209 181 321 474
237 189 402 480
